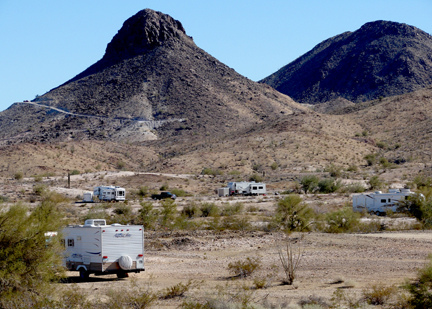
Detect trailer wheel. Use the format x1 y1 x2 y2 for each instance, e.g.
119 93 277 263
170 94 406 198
117 271 129 279
79 268 89 280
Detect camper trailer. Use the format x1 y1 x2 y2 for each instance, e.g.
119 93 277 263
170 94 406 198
62 219 144 279
93 186 126 202
227 182 266 196
352 188 418 214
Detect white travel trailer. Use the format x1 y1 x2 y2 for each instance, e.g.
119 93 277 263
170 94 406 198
93 186 126 202
352 188 418 214
62 219 144 279
227 181 267 196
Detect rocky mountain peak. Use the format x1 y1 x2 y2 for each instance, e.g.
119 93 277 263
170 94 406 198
66 9 192 83
104 9 189 63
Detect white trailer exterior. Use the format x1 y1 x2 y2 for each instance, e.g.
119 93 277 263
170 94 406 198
93 186 126 202
227 182 266 196
218 187 229 197
62 219 144 279
352 188 416 214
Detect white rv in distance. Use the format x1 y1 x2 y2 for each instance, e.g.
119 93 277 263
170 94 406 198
93 186 126 202
227 181 266 196
352 188 418 215
62 219 144 279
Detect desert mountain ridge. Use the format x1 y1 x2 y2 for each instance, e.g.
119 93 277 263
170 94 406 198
261 20 432 104
0 10 431 180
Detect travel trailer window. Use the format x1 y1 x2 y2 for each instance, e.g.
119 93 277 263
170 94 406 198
259 186 263 189
381 199 386 203
68 239 74 247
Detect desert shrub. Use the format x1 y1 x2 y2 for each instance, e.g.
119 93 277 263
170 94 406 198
112 204 133 225
380 157 392 168
181 202 202 218
227 257 261 278
339 182 366 193
115 161 126 170
365 153 377 166
399 192 432 228
0 195 9 203
160 280 198 299
173 215 201 231
14 171 24 180
298 295 329 308
274 194 315 232
325 164 342 178
200 203 220 217
170 188 190 197
369 175 384 190
278 237 304 285
33 184 47 195
104 282 157 308
69 169 80 175
83 206 110 223
347 164 359 172
160 199 178 228
404 256 432 308
0 202 65 301
324 207 360 233
362 283 396 306
160 183 169 191
137 186 149 198
221 202 244 216
300 175 319 194
317 178 342 193
201 167 222 176
270 162 279 171
249 173 263 183
221 216 251 231
138 201 158 230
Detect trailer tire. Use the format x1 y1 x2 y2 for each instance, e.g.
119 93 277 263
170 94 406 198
79 268 89 280
118 255 133 270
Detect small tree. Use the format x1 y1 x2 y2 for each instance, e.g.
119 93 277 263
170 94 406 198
274 194 314 232
369 175 384 190
138 201 158 230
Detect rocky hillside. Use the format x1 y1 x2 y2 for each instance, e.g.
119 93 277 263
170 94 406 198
0 9 303 145
261 20 432 104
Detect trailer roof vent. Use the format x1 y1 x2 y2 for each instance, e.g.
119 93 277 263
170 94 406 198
84 219 107 226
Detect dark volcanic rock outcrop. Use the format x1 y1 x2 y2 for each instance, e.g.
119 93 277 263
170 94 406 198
261 20 432 104
0 9 301 144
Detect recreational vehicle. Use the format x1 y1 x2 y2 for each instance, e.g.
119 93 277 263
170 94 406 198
227 181 266 196
62 219 144 279
352 188 419 214
93 186 126 202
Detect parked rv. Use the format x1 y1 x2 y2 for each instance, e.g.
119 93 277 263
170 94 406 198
93 186 126 202
62 219 144 280
227 181 266 196
352 188 419 215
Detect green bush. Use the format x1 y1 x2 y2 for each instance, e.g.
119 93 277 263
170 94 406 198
138 201 158 230
201 167 222 176
181 202 202 218
364 153 377 166
324 207 360 233
274 194 315 232
137 186 149 198
398 192 432 228
14 171 24 180
170 188 190 197
221 216 251 231
200 203 220 217
249 173 263 183
317 178 342 193
69 169 80 175
0 202 65 300
227 257 261 278
221 202 244 216
160 280 197 299
362 283 396 306
159 199 178 228
404 256 432 308
300 175 319 194
369 175 384 190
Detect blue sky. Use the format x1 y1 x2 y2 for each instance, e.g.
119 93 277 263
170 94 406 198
1 0 431 112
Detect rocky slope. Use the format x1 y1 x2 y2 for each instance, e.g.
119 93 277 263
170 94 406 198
261 20 432 104
0 9 303 144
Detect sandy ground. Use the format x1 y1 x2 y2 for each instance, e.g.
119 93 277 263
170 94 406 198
62 230 432 308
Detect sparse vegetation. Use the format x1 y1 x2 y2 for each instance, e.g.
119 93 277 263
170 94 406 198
227 257 261 278
274 194 315 232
